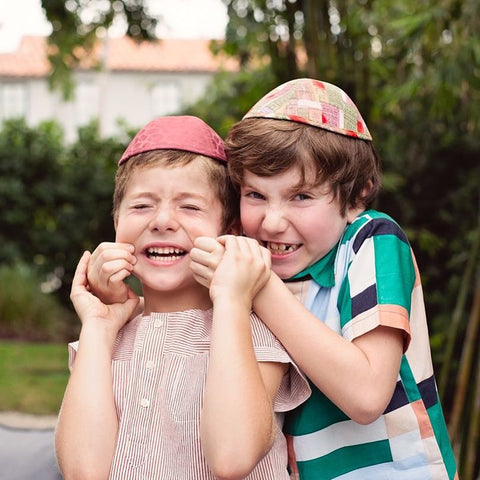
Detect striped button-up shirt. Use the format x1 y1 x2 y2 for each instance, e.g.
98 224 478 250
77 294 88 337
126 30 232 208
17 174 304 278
69 308 310 479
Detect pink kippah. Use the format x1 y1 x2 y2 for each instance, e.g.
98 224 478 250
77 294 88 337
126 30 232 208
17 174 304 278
119 115 226 165
243 78 372 141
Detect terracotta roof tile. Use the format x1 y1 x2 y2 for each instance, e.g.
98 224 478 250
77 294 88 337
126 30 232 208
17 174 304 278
0 35 236 78
0 37 50 77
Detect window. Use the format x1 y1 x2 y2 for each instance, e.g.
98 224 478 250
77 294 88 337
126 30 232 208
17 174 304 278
0 83 26 121
152 82 181 116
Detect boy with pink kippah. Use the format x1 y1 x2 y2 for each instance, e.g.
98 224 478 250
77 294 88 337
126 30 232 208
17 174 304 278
190 79 457 479
54 115 310 479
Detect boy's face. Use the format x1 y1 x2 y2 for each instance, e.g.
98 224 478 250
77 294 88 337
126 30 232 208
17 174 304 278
115 158 224 311
240 167 361 279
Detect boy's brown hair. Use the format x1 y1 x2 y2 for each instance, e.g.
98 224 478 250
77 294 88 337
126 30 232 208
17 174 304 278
113 149 239 233
225 118 381 216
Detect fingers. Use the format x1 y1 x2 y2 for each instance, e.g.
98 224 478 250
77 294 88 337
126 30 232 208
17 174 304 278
70 250 141 336
215 234 235 246
71 251 91 297
191 237 225 272
118 295 140 322
224 236 267 262
70 251 100 319
191 237 227 289
87 242 136 302
223 236 271 293
191 262 215 288
192 235 272 297
89 242 135 271
89 243 136 281
90 242 134 257
260 244 272 271
194 236 223 251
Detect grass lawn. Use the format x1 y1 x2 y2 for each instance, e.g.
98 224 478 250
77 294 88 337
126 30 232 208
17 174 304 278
0 340 69 415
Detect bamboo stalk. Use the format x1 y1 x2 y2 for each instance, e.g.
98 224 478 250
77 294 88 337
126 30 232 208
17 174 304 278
462 343 480 480
448 276 480 444
439 227 480 400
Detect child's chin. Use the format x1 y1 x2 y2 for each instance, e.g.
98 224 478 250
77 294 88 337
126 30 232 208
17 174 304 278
272 266 297 280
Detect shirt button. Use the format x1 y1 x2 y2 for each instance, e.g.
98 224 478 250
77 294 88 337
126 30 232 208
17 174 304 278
154 318 163 328
140 398 150 408
146 360 155 369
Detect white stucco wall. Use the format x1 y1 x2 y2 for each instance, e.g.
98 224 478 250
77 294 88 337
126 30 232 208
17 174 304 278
2 69 215 143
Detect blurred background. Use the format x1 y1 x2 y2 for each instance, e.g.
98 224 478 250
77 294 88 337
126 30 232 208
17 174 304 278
0 0 478 478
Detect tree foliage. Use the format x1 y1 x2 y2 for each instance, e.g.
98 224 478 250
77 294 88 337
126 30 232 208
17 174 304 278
40 0 158 99
0 118 125 307
0 119 64 265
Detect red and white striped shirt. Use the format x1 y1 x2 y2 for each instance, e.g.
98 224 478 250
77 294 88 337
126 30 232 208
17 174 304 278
69 308 310 479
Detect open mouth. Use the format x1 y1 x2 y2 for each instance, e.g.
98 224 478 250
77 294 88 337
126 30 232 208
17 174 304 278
145 246 187 261
265 242 301 255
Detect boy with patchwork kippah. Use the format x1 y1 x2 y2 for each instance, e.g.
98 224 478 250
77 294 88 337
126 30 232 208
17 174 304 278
190 78 457 479
55 115 310 480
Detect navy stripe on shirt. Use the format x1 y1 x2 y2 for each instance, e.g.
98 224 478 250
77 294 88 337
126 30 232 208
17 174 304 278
353 217 408 254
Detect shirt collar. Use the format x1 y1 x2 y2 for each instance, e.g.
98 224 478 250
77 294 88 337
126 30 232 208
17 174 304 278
287 244 337 287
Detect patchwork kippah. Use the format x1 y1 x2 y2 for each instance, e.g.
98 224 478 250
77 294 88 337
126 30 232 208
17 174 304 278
119 115 226 165
243 78 372 141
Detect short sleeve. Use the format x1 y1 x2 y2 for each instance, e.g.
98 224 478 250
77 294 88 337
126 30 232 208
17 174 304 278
67 340 79 373
339 215 413 350
249 312 311 412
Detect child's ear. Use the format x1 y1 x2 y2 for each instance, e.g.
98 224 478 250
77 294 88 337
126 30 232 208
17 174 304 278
347 180 374 222
225 218 243 236
362 179 374 196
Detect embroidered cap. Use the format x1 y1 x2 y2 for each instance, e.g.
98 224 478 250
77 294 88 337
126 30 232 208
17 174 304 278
243 78 372 141
119 115 226 165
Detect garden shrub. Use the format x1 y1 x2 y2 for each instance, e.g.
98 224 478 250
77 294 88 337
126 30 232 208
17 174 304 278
0 262 76 341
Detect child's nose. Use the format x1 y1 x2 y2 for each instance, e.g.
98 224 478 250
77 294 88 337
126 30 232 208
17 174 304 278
261 207 288 234
149 207 179 232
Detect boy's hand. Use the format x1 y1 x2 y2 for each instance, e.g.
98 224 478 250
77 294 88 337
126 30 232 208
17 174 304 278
87 242 136 304
71 251 140 341
210 235 271 306
190 236 225 289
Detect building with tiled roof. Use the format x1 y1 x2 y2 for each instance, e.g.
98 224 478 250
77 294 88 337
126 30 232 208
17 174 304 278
0 36 235 141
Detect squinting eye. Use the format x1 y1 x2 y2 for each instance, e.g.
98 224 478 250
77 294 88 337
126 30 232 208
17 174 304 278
182 205 201 211
133 204 149 209
294 193 312 201
245 191 265 200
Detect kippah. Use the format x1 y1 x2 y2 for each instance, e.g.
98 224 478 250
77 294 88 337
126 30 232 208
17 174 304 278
243 78 372 141
119 115 226 165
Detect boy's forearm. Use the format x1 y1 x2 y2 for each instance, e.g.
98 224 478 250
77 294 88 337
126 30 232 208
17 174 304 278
253 274 403 424
55 323 118 479
201 296 274 478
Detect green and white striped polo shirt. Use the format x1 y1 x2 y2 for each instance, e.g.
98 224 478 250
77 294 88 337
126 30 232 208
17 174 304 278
284 209 457 480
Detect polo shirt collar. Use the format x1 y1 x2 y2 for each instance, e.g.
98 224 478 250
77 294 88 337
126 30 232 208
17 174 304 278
287 244 337 287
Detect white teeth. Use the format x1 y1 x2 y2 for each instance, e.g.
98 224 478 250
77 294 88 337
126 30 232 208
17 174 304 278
146 247 186 261
147 247 184 255
152 256 178 262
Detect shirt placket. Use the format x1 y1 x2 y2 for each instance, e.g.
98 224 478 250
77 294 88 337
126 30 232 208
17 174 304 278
126 313 168 464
